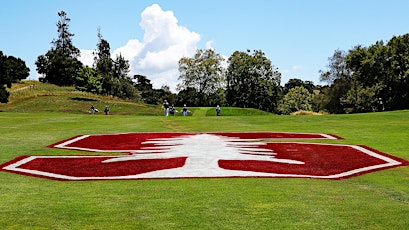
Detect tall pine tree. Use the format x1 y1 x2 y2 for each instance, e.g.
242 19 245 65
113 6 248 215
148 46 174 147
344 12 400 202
36 11 82 86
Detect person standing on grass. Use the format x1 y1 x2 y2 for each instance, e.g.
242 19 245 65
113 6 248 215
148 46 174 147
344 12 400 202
183 104 188 116
104 105 109 115
90 105 95 115
170 105 175 116
163 100 169 116
216 105 221 116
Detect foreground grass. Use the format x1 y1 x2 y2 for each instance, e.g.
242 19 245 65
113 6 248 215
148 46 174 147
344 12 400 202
1 110 409 229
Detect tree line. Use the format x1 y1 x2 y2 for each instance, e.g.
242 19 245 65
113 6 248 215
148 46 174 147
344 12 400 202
319 35 409 113
2 11 409 114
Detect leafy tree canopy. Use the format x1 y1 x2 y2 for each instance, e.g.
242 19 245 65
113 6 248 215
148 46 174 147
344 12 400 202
177 49 225 106
0 51 30 103
278 86 313 115
226 49 281 112
283 78 315 94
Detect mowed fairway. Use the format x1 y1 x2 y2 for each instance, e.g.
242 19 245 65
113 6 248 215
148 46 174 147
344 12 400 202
1 110 409 229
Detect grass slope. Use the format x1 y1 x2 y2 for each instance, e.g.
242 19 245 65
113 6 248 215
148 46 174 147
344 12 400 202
0 82 409 229
1 81 271 117
2 82 161 115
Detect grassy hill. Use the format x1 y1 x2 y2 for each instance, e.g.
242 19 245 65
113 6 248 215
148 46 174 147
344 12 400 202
1 81 272 116
1 81 161 115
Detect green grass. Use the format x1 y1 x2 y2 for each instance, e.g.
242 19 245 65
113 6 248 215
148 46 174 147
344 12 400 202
1 82 409 229
2 82 162 115
1 82 273 117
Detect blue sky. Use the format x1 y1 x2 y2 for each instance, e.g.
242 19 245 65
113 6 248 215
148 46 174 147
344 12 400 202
1 0 409 91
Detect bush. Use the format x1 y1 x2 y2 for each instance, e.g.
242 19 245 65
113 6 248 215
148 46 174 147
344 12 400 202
290 110 323 116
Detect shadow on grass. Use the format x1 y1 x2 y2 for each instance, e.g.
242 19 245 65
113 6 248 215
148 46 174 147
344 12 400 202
70 97 98 102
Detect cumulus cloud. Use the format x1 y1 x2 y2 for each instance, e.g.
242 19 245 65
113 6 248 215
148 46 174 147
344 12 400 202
113 39 144 62
205 40 214 49
78 49 94 67
129 4 200 92
80 4 201 92
292 65 302 70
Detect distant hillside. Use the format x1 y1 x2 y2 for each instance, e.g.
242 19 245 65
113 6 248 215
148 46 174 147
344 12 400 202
0 81 274 116
1 81 161 115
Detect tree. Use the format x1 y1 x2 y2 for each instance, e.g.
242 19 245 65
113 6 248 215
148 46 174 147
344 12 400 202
318 33 409 113
345 36 409 111
116 78 139 100
311 86 330 112
87 30 139 101
277 86 313 114
177 49 225 106
324 78 352 114
36 11 82 86
206 87 227 107
0 51 10 103
319 49 353 113
340 83 383 113
176 87 200 106
160 85 176 104
319 49 352 85
134 74 153 91
94 28 112 75
283 78 315 94
52 11 80 57
93 29 114 96
134 75 165 105
346 43 389 90
112 54 139 100
384 34 409 109
226 49 281 112
0 86 8 103
0 51 30 103
113 54 130 79
75 66 102 94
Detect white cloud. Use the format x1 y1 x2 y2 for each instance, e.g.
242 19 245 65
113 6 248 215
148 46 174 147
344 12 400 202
292 65 302 70
130 4 200 91
113 39 144 62
78 49 94 67
80 3 202 92
279 65 302 76
205 40 214 49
